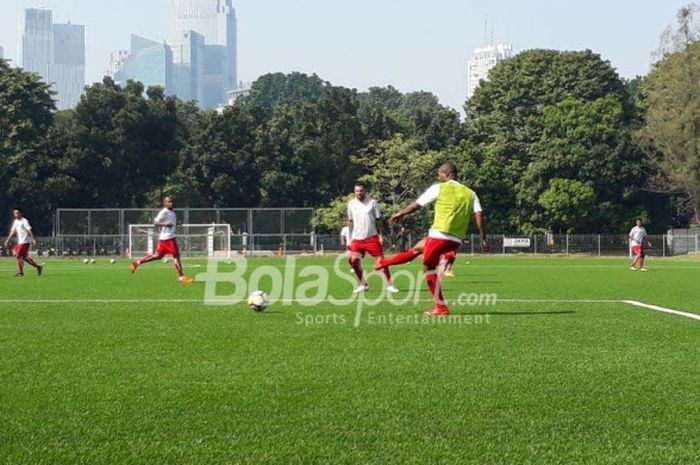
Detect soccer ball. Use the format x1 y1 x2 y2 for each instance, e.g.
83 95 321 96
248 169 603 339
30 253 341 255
110 259 117 265
89 259 96 264
248 291 270 312
162 258 169 264
83 259 89 264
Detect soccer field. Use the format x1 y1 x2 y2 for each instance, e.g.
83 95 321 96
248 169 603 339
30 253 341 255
1 255 699 465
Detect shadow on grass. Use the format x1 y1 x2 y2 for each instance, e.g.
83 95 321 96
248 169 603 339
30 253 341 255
462 310 576 316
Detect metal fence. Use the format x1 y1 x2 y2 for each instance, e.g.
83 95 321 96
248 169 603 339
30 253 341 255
317 233 700 257
52 208 315 256
3 208 698 258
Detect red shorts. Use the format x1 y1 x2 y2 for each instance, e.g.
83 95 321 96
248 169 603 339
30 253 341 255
443 251 457 263
13 243 30 258
349 235 384 258
424 237 460 268
632 245 645 257
157 239 180 258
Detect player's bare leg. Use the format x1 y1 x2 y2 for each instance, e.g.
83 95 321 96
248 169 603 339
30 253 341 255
375 238 426 271
23 255 42 276
15 254 24 277
381 255 399 293
349 252 368 292
173 257 193 284
131 253 163 273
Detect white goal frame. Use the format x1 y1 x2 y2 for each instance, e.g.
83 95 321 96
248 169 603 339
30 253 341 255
128 223 232 259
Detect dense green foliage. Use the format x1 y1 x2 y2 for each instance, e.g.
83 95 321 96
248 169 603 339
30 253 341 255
637 5 700 222
1 256 699 464
0 36 695 235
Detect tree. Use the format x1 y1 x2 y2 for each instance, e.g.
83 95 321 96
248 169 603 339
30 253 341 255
241 72 330 115
163 105 261 207
59 78 182 208
0 59 56 233
518 97 645 232
465 49 642 232
351 135 442 235
638 5 700 221
538 179 596 233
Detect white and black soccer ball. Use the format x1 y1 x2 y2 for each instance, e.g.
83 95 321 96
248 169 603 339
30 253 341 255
247 291 270 312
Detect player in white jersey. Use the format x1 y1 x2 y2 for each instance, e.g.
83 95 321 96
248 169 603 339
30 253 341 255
629 218 652 272
347 182 398 294
131 196 193 283
4 208 43 277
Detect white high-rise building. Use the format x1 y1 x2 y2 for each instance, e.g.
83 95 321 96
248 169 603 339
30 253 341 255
53 22 85 109
0 47 5 59
169 0 238 108
20 8 54 80
19 8 86 110
467 43 512 99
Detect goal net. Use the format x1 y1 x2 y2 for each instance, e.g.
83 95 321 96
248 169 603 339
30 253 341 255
128 224 232 259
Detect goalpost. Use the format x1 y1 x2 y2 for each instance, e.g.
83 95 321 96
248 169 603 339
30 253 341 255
128 224 232 259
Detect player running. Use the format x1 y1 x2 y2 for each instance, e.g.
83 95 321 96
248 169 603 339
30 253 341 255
347 182 399 294
388 162 488 316
629 218 652 272
131 196 194 284
4 208 43 277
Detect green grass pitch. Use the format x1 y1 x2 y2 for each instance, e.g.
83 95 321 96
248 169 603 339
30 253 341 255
0 255 699 465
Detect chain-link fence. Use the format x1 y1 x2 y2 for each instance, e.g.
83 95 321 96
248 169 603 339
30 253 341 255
2 209 696 258
52 208 315 257
316 233 700 257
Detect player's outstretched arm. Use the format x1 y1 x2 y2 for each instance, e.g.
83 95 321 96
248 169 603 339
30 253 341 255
390 202 422 224
475 211 489 252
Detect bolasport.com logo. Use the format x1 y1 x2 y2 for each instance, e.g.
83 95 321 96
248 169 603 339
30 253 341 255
195 255 496 328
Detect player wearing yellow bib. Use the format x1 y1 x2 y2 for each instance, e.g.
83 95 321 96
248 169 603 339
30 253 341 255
389 162 489 316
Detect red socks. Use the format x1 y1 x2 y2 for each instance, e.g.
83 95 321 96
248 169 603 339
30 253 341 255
425 272 448 311
380 249 421 268
174 258 184 277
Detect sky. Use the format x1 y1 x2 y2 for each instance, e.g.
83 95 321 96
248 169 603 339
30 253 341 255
0 0 688 111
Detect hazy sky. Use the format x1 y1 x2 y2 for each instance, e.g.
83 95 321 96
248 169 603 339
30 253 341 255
0 0 687 111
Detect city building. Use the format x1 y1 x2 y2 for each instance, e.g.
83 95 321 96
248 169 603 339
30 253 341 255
19 8 53 80
227 81 252 105
171 30 205 102
467 42 512 99
0 46 5 59
19 8 85 110
169 0 238 108
113 35 173 92
53 22 85 109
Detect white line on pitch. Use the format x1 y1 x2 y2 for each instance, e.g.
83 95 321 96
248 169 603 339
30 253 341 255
622 300 700 321
0 298 697 322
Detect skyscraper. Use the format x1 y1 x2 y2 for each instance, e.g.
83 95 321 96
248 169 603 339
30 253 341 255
0 46 4 59
467 43 512 99
169 0 238 107
171 30 205 102
113 35 173 92
20 8 53 80
53 23 85 109
19 8 86 110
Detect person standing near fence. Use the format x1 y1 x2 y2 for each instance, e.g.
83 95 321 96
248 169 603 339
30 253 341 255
629 218 652 272
3 208 43 277
347 182 399 294
131 196 194 284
